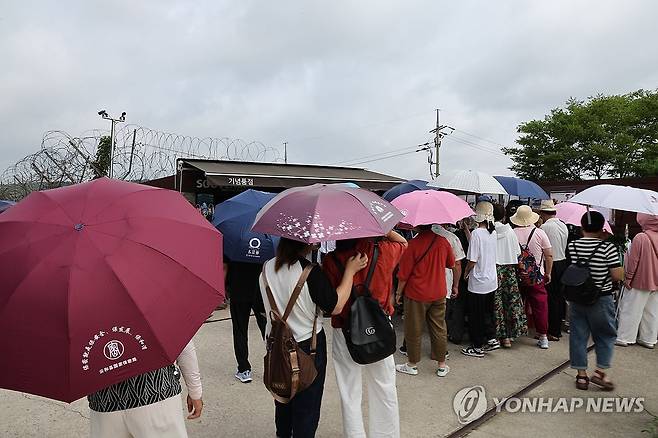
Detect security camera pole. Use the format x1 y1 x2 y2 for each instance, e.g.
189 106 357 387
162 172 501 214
98 110 126 178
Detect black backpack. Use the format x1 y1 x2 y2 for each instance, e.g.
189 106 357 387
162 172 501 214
561 241 606 305
332 242 397 365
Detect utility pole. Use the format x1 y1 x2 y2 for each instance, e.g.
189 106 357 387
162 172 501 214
428 109 454 178
98 110 126 178
283 142 288 164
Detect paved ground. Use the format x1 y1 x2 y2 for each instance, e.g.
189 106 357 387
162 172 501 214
1 309 656 437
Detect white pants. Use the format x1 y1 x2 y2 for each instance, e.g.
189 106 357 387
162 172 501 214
90 395 188 438
332 328 400 438
617 288 658 346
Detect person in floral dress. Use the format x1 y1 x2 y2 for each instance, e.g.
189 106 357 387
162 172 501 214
493 204 527 347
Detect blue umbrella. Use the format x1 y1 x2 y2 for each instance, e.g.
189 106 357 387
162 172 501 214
382 180 430 202
493 176 549 200
0 200 15 214
213 190 279 264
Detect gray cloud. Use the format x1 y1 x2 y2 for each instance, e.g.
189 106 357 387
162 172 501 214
1 0 657 182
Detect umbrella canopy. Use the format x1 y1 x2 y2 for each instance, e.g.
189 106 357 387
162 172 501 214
391 190 474 227
0 200 15 213
493 176 549 199
0 178 224 402
569 184 658 215
555 202 613 233
252 183 403 243
428 170 508 195
382 180 429 202
213 189 279 263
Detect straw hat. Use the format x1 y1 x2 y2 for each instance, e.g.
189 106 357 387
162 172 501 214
539 200 557 212
510 205 540 227
473 201 494 223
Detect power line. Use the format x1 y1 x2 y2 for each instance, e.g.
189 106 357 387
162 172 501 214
444 135 508 158
452 128 510 149
347 148 427 167
330 136 433 166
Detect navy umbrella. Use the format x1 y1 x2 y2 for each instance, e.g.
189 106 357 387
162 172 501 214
0 200 15 214
382 180 430 202
493 176 549 200
213 190 279 264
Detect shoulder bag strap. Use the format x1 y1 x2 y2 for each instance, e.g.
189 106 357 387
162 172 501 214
282 264 315 321
415 235 438 266
364 242 380 289
261 263 281 317
590 240 608 257
524 227 537 249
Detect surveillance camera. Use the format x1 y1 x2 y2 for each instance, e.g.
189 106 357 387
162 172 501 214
98 110 106 116
121 112 126 117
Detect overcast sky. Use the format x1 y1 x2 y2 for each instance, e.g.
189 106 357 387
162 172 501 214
1 1 657 181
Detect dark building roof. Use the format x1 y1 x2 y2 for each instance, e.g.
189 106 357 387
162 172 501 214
173 159 405 191
540 176 658 194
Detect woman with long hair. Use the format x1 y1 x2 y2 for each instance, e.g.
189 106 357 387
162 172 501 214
259 237 367 438
492 203 527 348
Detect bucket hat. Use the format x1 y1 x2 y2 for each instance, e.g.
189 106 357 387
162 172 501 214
510 205 540 227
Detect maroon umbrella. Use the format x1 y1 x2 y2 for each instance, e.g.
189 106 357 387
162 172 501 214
252 183 403 243
0 178 224 402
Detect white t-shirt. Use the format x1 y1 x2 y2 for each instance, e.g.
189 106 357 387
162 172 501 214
432 225 466 295
541 218 569 262
259 259 325 342
467 228 498 294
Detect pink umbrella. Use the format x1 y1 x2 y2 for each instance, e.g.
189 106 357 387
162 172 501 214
555 202 613 233
392 190 475 227
252 183 403 243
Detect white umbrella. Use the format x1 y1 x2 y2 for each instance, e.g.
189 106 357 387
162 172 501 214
569 184 658 215
428 170 508 195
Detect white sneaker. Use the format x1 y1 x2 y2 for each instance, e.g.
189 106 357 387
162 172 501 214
436 365 450 377
484 339 501 352
637 340 655 349
235 369 253 383
395 363 418 375
537 337 549 349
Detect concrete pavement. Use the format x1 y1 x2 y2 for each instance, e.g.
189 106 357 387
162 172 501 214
0 309 655 437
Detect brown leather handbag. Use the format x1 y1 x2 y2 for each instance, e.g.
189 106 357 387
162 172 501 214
262 264 319 403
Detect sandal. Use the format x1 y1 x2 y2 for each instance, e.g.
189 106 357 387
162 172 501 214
590 370 615 391
575 374 589 390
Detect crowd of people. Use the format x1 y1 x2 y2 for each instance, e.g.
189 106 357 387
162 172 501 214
85 197 658 438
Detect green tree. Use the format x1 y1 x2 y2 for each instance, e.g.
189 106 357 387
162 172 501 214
91 136 112 179
503 89 658 181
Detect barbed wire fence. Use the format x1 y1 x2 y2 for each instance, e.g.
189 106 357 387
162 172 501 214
0 125 283 201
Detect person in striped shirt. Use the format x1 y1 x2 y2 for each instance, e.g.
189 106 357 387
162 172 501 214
566 211 623 391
